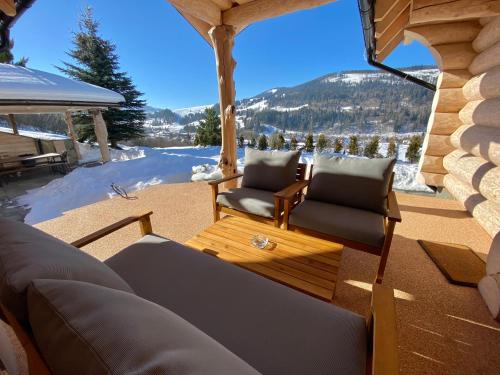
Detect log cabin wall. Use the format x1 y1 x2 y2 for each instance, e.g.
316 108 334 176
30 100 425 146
443 16 500 239
0 132 38 159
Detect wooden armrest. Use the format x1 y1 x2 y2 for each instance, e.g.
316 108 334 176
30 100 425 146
370 284 399 375
71 211 153 248
386 191 402 223
208 173 243 186
274 180 309 200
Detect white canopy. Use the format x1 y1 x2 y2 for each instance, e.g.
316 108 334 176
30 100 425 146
0 63 125 114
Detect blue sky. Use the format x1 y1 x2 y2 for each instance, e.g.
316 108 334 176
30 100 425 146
11 0 436 109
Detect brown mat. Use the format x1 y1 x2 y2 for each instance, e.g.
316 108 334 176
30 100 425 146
418 240 486 287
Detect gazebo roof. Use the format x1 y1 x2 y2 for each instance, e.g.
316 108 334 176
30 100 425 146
0 63 125 114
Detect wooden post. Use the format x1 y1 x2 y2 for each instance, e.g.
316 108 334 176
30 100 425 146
209 25 237 188
7 114 18 135
90 110 111 163
64 112 82 161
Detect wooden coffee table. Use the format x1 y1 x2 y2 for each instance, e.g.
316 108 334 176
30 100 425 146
185 216 343 301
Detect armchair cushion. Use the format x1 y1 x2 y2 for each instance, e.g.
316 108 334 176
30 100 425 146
217 187 276 218
0 218 133 324
289 200 386 248
242 148 301 192
28 279 260 375
307 156 396 215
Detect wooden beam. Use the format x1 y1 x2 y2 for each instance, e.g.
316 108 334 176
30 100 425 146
64 112 82 161
377 30 404 61
209 25 238 185
0 0 16 17
179 11 213 45
405 21 481 46
375 0 411 37
437 69 471 89
411 0 500 25
209 0 232 10
432 42 476 70
473 15 500 52
376 7 410 53
374 0 401 22
168 0 221 26
7 114 18 135
90 110 110 163
223 0 337 30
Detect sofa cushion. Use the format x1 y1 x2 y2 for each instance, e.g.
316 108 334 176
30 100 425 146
28 279 260 375
242 148 301 192
0 217 133 323
106 236 368 375
289 200 386 248
307 155 396 215
217 187 276 218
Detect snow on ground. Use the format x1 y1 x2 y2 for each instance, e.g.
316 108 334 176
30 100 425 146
243 99 268 111
173 104 213 117
271 104 308 112
18 144 431 225
0 125 69 141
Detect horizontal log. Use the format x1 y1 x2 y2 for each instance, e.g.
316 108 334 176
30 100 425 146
424 134 454 156
420 155 447 174
377 30 404 62
434 88 468 113
444 173 500 238
433 42 476 70
418 171 445 187
375 0 410 37
405 21 481 46
451 124 500 165
223 0 337 30
437 70 472 89
444 149 500 204
469 41 500 75
168 0 221 26
429 112 462 135
180 12 213 45
463 65 500 100
480 16 496 25
473 15 500 52
459 99 500 128
374 0 401 22
411 0 500 25
376 7 410 53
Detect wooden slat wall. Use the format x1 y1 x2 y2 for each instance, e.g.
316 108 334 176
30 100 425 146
444 15 500 239
0 132 37 159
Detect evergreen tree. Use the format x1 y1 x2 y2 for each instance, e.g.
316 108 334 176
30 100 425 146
258 134 268 150
364 136 380 158
238 135 245 148
348 135 359 155
58 8 145 147
334 137 343 153
290 135 298 151
0 39 29 66
316 134 328 152
305 133 314 152
270 132 285 150
194 108 222 146
387 137 397 158
406 135 423 163
278 133 285 150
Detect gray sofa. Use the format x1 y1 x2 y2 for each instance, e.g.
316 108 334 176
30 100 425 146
0 215 398 375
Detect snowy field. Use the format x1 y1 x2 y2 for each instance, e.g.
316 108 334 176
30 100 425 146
16 144 431 225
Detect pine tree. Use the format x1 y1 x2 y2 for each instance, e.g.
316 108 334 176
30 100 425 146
348 135 359 155
406 135 423 163
387 137 397 158
58 8 145 147
238 135 245 148
334 137 343 153
195 108 221 146
305 133 314 152
316 134 328 152
290 135 298 151
270 132 285 150
0 39 29 66
278 133 285 150
364 136 380 158
258 134 268 150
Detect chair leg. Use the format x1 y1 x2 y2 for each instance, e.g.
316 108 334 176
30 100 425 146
283 199 291 230
375 220 396 284
211 185 220 222
274 197 281 227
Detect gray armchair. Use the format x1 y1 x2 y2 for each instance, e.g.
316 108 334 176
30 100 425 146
281 156 401 283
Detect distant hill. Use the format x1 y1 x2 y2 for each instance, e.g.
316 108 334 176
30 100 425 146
148 65 439 135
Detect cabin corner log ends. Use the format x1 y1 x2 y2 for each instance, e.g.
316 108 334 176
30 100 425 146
209 25 237 184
